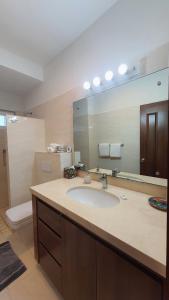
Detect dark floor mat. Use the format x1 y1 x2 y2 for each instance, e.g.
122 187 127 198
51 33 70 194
0 241 27 291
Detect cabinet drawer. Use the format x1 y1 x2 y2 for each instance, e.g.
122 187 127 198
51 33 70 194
37 200 62 236
39 243 62 293
38 219 62 265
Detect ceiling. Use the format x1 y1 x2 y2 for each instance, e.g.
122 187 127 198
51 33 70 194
0 0 117 66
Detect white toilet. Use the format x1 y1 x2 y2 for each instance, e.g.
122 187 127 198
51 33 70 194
5 201 32 230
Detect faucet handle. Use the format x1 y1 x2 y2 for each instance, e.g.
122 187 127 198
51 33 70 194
100 173 108 189
100 173 107 179
99 173 106 182
103 173 107 178
112 168 120 177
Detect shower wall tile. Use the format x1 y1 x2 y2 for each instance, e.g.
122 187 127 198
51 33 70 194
6 117 45 207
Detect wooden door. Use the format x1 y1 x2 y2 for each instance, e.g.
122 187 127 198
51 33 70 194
140 100 168 178
0 126 8 208
97 242 162 300
62 218 97 300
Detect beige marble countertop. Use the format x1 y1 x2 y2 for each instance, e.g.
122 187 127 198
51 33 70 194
30 177 167 278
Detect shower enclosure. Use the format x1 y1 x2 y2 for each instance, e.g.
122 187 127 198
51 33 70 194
6 115 45 208
0 114 8 208
0 113 46 209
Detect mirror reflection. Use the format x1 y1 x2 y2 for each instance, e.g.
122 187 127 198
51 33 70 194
73 69 168 185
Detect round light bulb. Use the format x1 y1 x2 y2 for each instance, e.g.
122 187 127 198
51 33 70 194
93 77 101 87
118 64 128 75
83 81 91 90
105 70 114 81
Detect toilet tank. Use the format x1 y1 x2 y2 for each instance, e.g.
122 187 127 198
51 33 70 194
34 152 72 185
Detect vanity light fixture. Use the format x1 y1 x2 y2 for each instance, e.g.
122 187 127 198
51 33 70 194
93 77 101 87
83 64 131 90
105 70 114 81
118 64 128 75
83 81 91 90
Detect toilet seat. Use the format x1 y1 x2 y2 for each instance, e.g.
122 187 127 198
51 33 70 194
5 201 32 230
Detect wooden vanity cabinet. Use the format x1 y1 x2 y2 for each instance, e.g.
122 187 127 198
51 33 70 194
97 242 163 300
62 218 97 300
33 198 164 300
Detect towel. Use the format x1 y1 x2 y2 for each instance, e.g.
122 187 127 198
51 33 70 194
99 143 110 157
110 144 121 158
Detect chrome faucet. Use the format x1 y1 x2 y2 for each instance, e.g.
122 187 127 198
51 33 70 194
100 173 108 189
112 168 120 177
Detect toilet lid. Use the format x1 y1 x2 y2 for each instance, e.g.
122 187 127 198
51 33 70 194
6 201 32 225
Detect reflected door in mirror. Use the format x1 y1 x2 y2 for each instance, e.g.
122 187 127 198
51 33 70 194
140 100 168 179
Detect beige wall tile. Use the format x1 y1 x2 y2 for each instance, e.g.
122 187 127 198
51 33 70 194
31 88 81 147
6 117 45 207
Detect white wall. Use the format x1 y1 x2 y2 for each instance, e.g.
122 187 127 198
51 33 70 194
0 90 25 112
25 0 169 110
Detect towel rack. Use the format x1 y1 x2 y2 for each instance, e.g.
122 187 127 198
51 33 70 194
98 143 124 147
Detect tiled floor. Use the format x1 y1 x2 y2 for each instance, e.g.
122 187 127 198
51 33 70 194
0 209 63 300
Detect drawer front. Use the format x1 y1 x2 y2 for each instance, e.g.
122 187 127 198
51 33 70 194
39 243 62 293
38 219 62 264
38 200 62 236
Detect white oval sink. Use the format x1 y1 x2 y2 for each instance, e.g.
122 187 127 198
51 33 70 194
67 186 120 208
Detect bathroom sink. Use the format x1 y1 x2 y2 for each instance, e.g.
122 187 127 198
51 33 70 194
67 186 120 208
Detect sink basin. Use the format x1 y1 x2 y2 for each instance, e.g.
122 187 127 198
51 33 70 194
67 186 120 208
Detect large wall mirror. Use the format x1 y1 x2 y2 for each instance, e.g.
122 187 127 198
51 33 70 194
73 68 169 186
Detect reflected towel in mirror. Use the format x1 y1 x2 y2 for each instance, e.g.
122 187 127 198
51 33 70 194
110 144 121 158
99 143 110 157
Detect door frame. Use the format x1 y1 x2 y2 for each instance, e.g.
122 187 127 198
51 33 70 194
165 96 169 299
140 100 168 178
